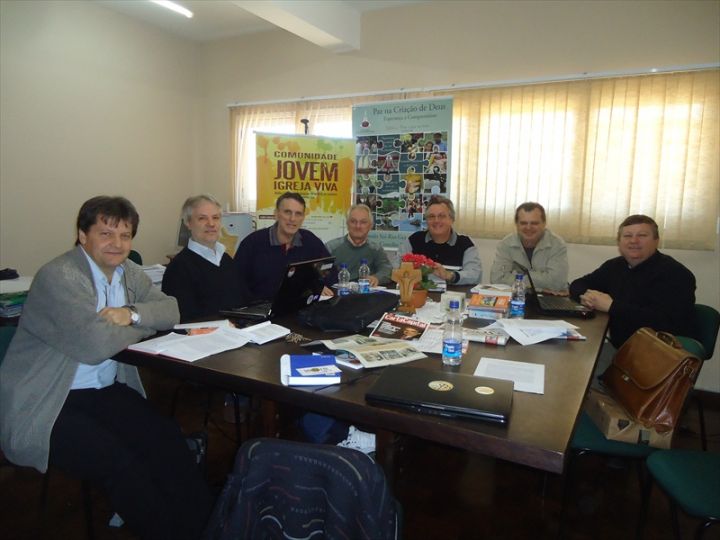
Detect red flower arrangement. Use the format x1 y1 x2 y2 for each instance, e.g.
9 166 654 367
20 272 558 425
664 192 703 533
401 253 436 290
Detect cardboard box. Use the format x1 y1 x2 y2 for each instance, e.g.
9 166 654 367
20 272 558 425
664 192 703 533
584 389 673 449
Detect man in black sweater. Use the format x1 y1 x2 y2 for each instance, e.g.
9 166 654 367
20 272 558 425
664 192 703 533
162 195 242 322
570 214 696 381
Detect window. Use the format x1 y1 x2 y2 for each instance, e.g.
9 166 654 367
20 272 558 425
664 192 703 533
230 70 719 249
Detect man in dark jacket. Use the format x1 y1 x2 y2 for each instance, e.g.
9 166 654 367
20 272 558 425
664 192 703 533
570 214 696 382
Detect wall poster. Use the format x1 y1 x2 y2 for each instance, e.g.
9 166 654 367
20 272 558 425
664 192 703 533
255 132 355 243
352 97 453 248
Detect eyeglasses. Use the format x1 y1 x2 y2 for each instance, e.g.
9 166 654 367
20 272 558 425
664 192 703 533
426 213 450 221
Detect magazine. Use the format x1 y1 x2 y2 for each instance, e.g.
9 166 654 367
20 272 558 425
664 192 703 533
464 326 510 346
370 312 429 341
316 334 426 368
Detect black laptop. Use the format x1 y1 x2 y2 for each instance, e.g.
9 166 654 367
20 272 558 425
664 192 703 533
515 263 594 319
366 366 513 425
221 256 335 321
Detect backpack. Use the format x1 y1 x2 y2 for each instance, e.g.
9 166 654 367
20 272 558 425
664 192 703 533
297 291 399 332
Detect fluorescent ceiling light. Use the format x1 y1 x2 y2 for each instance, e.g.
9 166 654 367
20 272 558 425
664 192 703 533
149 0 193 19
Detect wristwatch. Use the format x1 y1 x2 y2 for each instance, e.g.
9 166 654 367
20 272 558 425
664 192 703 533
125 305 141 326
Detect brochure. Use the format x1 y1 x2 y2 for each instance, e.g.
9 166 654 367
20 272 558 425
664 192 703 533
315 334 426 368
370 312 429 341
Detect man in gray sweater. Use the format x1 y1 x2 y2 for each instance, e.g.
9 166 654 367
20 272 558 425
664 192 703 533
326 204 392 286
0 196 212 540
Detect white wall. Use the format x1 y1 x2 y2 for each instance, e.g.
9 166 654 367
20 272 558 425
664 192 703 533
0 0 200 271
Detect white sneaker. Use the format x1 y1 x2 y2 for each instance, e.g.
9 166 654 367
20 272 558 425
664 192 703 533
337 426 376 454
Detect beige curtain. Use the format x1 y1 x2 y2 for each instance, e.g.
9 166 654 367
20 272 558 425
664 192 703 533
444 70 719 249
230 70 719 249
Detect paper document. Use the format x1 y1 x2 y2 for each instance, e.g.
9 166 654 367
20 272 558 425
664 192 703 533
237 320 290 344
496 319 578 346
474 357 545 394
128 327 251 362
415 327 470 355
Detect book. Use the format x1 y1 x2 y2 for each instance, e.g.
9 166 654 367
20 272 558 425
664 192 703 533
280 354 342 386
370 312 429 341
467 293 511 312
470 283 512 295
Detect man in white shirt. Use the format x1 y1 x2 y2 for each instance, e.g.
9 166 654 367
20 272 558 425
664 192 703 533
162 194 242 321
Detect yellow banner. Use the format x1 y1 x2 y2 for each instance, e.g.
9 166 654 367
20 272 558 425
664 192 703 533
256 133 355 242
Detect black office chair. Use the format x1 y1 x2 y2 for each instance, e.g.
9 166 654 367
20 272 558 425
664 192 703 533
203 438 401 540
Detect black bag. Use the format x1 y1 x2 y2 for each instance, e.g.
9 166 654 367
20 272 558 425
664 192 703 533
298 291 399 332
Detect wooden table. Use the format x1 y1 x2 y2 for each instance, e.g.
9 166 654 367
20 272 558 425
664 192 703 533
116 308 607 475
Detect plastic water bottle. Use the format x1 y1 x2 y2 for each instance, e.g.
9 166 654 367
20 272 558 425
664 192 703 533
510 273 526 319
442 299 463 366
358 259 371 294
338 263 351 296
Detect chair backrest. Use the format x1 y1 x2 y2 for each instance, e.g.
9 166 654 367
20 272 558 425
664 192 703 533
693 304 720 360
127 250 143 265
0 326 17 365
203 438 400 540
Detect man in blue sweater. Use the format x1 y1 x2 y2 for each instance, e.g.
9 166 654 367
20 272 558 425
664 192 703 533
234 192 332 302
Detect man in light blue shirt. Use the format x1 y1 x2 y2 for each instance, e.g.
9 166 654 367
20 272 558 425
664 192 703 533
0 196 212 540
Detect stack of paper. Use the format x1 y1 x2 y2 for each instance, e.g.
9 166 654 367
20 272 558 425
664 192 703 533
142 264 167 285
128 321 291 362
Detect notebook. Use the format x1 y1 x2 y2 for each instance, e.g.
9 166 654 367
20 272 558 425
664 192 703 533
366 365 513 424
515 263 594 319
220 256 335 321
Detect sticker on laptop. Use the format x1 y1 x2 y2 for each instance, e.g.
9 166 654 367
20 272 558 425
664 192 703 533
474 386 495 395
428 380 454 392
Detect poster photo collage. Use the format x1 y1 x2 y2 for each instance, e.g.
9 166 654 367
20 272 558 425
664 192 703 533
355 131 448 234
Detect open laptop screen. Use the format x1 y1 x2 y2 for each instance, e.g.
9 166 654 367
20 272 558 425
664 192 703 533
270 256 335 318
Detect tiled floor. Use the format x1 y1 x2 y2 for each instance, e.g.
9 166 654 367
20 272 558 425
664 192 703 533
1 367 718 539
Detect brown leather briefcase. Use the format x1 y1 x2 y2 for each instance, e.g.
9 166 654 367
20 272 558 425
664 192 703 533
601 327 701 433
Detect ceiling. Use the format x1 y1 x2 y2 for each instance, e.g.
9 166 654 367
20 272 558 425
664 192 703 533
97 1 424 50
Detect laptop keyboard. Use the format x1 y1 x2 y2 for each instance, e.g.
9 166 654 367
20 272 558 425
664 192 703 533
539 295 578 309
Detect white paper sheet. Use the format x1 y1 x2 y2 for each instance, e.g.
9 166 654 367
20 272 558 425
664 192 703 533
495 319 578 345
474 357 545 394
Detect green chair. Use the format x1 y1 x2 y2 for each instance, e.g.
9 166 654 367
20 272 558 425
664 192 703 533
0 325 15 361
561 336 709 536
677 304 720 451
640 449 720 539
127 249 143 265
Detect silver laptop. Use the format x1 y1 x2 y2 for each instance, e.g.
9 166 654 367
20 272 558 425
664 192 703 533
366 366 513 424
